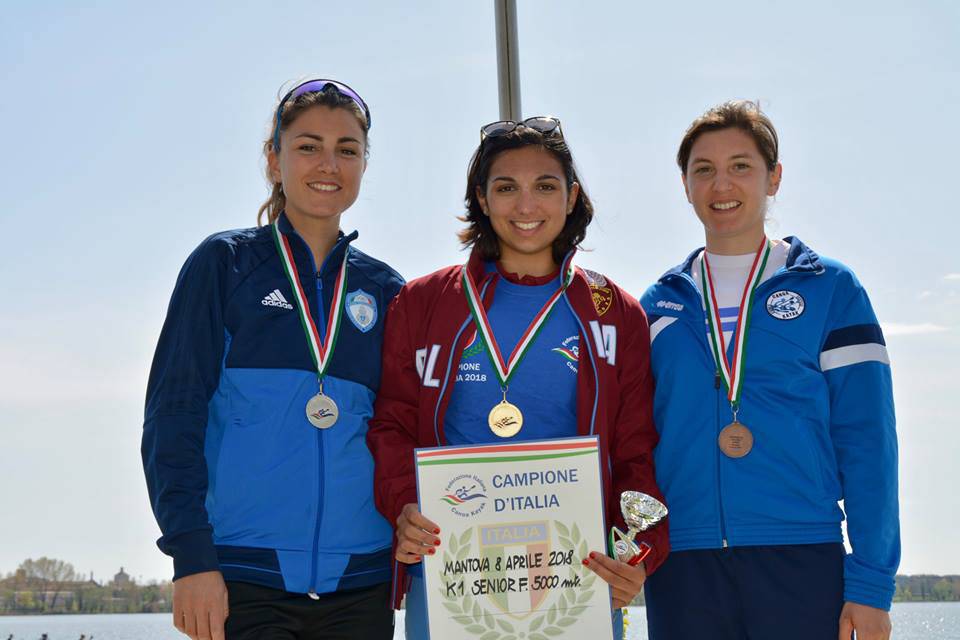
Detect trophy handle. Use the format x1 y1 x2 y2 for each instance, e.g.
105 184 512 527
609 527 652 566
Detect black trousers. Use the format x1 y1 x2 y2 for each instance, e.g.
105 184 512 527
225 580 394 640
644 543 845 640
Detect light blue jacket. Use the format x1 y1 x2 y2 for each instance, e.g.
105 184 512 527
640 237 900 610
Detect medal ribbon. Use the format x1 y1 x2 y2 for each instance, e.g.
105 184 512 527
462 252 576 388
700 237 771 407
272 224 349 381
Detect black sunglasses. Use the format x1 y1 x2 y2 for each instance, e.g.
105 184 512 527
480 116 562 141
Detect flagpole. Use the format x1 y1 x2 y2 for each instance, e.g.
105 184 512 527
494 0 522 121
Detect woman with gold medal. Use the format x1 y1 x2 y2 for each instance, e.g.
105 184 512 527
639 101 900 640
367 118 669 639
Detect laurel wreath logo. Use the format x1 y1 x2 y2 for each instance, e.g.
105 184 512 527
438 521 597 640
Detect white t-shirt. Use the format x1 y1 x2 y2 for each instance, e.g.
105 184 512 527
691 239 790 345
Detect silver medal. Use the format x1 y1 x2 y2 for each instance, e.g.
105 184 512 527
306 393 339 429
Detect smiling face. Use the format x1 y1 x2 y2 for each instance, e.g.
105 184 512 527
476 146 579 275
268 105 366 227
682 128 782 254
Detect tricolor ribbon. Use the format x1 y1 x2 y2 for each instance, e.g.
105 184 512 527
272 223 349 382
461 252 576 388
700 237 771 408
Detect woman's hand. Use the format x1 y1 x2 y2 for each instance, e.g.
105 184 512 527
172 570 229 640
395 503 441 564
582 551 647 609
838 602 892 640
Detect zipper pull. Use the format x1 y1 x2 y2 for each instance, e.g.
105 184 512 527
714 371 721 389
317 272 322 291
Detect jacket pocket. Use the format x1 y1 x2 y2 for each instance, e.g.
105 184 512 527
208 368 318 550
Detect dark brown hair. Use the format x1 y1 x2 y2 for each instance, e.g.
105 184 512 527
677 100 779 173
257 85 370 226
459 127 593 264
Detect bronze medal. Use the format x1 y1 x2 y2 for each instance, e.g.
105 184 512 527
718 421 753 458
488 400 523 438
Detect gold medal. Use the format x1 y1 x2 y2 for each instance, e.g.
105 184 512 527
488 399 523 438
718 421 753 458
461 255 576 441
306 392 339 429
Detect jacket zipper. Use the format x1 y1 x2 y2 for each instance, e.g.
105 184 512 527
671 271 731 548
715 370 728 547
306 243 343 598
669 264 817 550
564 293 600 435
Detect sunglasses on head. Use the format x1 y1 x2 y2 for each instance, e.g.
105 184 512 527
272 79 371 150
480 116 562 141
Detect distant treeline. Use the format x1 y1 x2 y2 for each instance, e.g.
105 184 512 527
2 556 957 615
0 558 172 616
629 574 960 606
895 574 960 602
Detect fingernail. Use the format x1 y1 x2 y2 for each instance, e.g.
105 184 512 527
589 552 597 560
433 528 441 534
433 539 441 546
428 548 436 555
582 558 590 566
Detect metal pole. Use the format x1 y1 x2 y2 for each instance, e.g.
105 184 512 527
494 0 521 121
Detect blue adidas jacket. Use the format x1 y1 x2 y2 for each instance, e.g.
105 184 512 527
142 213 404 595
640 237 900 610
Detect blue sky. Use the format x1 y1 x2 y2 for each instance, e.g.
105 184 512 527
1 1 957 583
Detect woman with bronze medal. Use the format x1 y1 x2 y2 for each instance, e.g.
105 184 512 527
639 101 900 640
142 79 403 640
367 118 669 639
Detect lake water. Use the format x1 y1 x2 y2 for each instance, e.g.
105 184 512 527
2 603 958 639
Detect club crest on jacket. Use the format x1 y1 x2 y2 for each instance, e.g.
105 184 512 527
346 289 378 332
766 290 805 320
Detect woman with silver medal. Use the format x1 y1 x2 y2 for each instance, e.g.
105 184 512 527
143 79 403 640
639 101 900 640
367 117 669 639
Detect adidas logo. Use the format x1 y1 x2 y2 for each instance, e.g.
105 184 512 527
261 289 294 310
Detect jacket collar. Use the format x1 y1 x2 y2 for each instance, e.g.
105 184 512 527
465 246 581 289
658 235 823 283
781 236 823 274
276 211 358 274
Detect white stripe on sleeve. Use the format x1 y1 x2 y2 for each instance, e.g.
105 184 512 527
820 343 890 371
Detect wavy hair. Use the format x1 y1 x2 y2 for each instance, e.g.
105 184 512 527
256 84 370 226
459 127 593 264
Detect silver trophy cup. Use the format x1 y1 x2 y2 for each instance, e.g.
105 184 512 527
609 491 668 566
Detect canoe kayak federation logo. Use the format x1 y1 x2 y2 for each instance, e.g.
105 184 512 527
441 474 488 518
766 290 805 320
551 335 579 374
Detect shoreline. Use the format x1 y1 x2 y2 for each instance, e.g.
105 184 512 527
3 600 958 617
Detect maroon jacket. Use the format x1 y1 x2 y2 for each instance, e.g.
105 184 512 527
367 250 669 608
